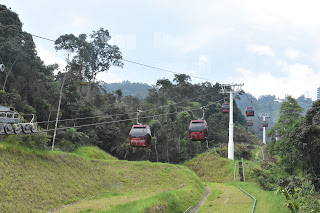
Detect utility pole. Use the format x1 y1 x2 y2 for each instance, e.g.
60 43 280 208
219 83 244 160
52 77 66 151
259 113 270 145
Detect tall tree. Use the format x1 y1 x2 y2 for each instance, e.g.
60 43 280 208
55 28 123 82
291 100 320 186
268 96 303 175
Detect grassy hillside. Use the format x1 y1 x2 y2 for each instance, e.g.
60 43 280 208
184 150 235 183
0 143 205 212
185 150 289 212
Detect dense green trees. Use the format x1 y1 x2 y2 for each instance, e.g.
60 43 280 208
266 97 320 211
291 100 320 184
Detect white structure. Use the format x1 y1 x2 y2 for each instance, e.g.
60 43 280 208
259 113 270 145
219 83 244 160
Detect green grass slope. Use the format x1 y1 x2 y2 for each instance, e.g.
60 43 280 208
185 150 290 213
72 146 118 160
184 150 235 183
0 143 205 212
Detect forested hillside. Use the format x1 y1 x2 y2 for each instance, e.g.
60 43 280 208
104 81 152 99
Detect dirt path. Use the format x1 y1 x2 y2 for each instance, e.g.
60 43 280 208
189 185 211 213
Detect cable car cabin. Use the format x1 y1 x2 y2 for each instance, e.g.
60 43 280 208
247 119 253 126
188 120 208 141
260 127 263 131
262 120 268 127
245 107 254 116
222 103 230 113
129 125 152 147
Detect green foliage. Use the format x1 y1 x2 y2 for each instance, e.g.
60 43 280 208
277 180 320 213
55 28 123 82
4 132 50 149
291 100 320 187
268 96 304 175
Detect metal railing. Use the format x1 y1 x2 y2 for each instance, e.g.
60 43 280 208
234 160 257 213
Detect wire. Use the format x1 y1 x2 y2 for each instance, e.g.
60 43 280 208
122 59 220 83
0 26 241 125
36 90 222 125
0 25 229 84
243 93 268 116
38 98 224 133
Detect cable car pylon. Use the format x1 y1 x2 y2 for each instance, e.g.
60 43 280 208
258 113 270 145
219 83 244 160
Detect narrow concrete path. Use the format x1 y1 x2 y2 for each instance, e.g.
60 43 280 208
224 188 229 210
190 185 211 213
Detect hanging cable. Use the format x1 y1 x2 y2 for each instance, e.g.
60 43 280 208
37 98 224 133
0 26 232 85
36 90 221 125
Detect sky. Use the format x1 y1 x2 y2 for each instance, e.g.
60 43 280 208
2 0 320 100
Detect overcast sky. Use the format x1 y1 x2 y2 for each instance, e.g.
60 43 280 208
3 0 320 100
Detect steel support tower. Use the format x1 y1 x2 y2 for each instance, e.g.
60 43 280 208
219 83 244 160
259 113 270 145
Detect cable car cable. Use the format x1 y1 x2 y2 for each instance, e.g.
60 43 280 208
37 98 224 133
36 90 221 125
0 26 232 85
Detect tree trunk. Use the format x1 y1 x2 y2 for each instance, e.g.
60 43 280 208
166 140 170 163
177 134 181 152
2 59 18 91
52 77 65 151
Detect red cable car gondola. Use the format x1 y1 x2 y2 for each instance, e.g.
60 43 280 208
260 127 263 131
245 106 254 116
262 120 268 127
129 125 152 147
222 103 229 113
247 119 253 126
188 120 208 141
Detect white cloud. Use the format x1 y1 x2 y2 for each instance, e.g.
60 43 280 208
247 44 274 56
36 46 66 71
153 28 234 54
235 64 320 100
72 16 89 27
96 69 123 83
241 0 320 30
284 48 301 59
111 34 136 50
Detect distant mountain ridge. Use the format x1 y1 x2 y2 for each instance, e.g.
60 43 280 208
103 81 152 100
